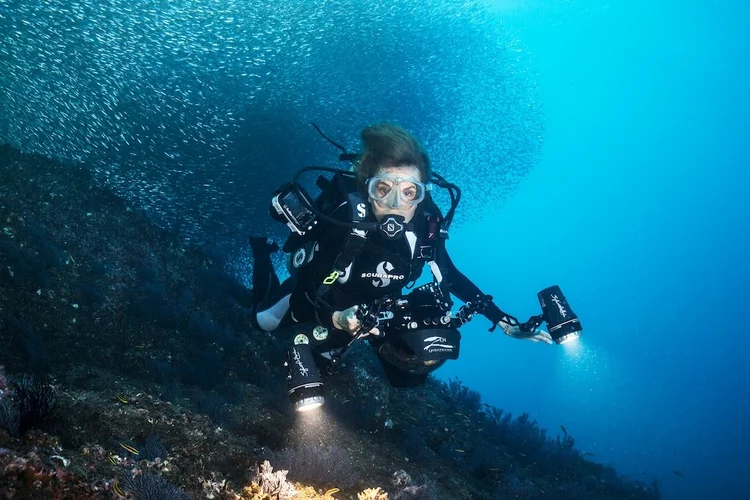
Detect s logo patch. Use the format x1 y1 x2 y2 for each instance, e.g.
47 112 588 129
374 261 394 287
360 261 406 287
293 248 306 268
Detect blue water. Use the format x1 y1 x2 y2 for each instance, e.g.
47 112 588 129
1 0 748 498
438 1 750 499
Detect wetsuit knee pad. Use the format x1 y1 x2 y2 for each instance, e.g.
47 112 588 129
254 294 292 332
251 278 297 332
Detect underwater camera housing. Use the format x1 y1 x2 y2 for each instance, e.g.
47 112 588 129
271 182 317 235
356 282 463 386
285 282 460 410
369 281 454 331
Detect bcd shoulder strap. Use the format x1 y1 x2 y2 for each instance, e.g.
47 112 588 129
313 192 449 303
313 191 370 305
409 197 448 286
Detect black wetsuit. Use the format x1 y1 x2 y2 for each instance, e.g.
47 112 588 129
250 200 507 349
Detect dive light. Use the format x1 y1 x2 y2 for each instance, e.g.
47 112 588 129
285 342 325 412
538 285 582 344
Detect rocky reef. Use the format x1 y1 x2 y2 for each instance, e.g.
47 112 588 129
0 144 660 499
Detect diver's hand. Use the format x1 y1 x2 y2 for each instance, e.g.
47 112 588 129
497 320 554 345
332 305 381 337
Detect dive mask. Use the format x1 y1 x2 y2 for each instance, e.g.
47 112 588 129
366 174 428 208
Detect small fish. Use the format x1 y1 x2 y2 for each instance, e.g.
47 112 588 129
324 488 340 496
454 449 465 453
560 425 567 434
583 452 595 457
519 453 527 457
115 394 128 404
119 442 139 455
113 478 125 497
672 470 684 478
135 344 146 348
107 454 119 465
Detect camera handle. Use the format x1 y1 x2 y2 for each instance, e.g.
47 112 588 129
472 294 544 334
325 298 390 375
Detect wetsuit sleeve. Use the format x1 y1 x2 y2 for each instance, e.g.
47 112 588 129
287 289 337 330
436 248 507 325
312 296 337 330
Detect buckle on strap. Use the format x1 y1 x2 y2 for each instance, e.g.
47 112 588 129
417 245 434 260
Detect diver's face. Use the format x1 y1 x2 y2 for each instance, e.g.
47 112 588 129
368 165 422 223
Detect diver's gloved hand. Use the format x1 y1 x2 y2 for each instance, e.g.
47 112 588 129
497 319 554 344
332 305 381 338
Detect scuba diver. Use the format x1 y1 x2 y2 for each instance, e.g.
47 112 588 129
249 123 581 411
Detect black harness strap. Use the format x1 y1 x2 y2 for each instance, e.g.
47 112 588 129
313 192 369 305
311 193 450 308
406 198 448 287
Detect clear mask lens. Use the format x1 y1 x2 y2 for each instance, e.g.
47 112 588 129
367 175 427 207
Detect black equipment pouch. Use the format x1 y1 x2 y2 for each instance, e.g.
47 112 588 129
400 327 461 361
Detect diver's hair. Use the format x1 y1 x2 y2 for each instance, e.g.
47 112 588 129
356 123 431 192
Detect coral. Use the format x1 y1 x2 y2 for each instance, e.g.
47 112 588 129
200 471 231 499
0 448 107 498
390 470 412 489
247 460 297 500
0 397 21 437
390 473 438 500
447 377 482 413
15 375 57 432
264 442 355 488
119 473 191 500
358 488 388 500
141 434 168 461
0 375 57 437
